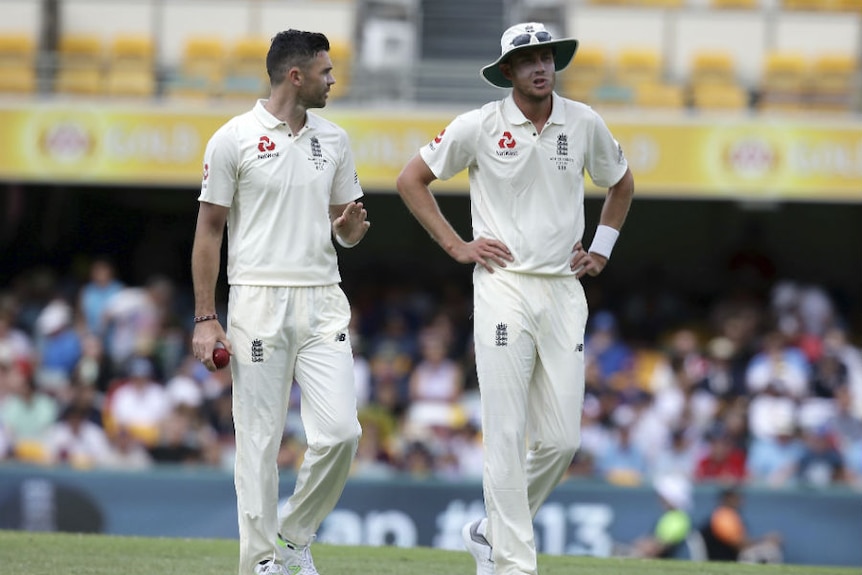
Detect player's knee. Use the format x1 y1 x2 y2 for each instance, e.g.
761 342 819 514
536 438 580 462
330 419 361 450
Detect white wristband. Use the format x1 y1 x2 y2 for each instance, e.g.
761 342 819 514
588 225 619 259
335 234 359 248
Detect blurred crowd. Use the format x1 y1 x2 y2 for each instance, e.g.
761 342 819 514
1 255 861 492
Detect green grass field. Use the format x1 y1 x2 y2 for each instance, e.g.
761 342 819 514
0 530 858 575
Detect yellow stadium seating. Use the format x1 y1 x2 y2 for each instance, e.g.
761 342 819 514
710 0 758 8
0 34 37 94
690 51 738 87
105 36 156 97
757 52 808 112
165 35 226 99
807 54 857 111
691 83 750 110
781 0 853 10
634 81 685 108
636 0 686 7
837 0 862 10
328 39 353 100
222 37 269 100
562 46 610 103
55 34 104 95
616 48 663 88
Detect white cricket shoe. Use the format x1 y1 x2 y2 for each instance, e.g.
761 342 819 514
277 536 320 575
254 560 287 575
462 520 494 575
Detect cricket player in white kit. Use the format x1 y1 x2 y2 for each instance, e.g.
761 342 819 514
191 30 369 575
396 23 634 575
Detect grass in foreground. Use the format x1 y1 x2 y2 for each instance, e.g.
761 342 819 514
0 530 858 575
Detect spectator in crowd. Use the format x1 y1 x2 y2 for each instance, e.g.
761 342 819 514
368 343 412 417
616 474 693 559
405 327 464 436
43 405 113 468
72 332 112 393
748 380 798 443
101 276 174 372
845 437 862 488
796 426 846 487
107 356 171 447
822 327 862 418
77 256 124 339
147 405 207 465
448 421 484 479
695 425 747 483
0 299 34 367
697 336 747 400
810 348 850 400
828 384 862 450
745 330 811 399
745 416 803 487
698 486 783 563
401 440 436 478
596 406 649 485
60 376 103 428
576 392 612 475
666 327 709 386
0 422 10 460
33 298 81 397
586 311 634 384
102 425 154 470
0 362 58 446
651 427 700 481
352 407 399 479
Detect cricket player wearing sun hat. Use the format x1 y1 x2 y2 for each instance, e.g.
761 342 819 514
396 21 634 575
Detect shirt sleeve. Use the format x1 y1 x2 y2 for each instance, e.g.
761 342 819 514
419 110 480 181
198 122 239 207
584 109 628 189
331 129 364 205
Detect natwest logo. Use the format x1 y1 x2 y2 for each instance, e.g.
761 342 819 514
498 131 516 149
257 135 279 159
495 131 518 157
258 136 276 153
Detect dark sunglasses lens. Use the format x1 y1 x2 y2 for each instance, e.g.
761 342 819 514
511 33 531 47
535 31 552 42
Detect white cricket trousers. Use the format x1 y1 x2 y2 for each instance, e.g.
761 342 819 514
228 284 361 575
473 268 588 575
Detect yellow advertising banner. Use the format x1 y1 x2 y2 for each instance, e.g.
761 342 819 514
0 102 860 201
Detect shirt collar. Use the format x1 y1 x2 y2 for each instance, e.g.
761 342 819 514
253 99 283 130
252 99 319 134
502 92 566 126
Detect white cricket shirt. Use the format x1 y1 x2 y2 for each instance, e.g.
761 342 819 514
199 100 363 286
420 92 628 276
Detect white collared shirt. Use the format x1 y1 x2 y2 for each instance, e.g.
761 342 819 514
421 92 627 276
200 100 363 286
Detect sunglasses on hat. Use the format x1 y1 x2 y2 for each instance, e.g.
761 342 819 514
510 31 552 47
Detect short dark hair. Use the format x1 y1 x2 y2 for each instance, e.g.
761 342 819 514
267 29 330 85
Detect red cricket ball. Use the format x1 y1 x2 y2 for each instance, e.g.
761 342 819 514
212 347 230 369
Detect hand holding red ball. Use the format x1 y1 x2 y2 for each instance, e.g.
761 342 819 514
212 347 230 369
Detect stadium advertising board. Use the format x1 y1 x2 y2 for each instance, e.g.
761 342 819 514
0 103 860 201
0 466 860 567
